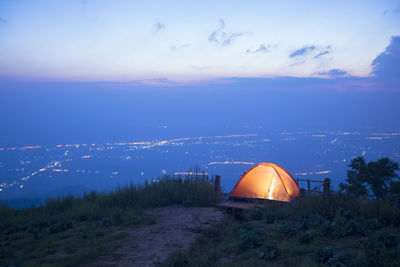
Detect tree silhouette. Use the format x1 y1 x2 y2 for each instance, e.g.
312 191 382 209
340 157 399 199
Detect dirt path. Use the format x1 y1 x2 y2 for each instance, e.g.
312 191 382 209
86 205 225 267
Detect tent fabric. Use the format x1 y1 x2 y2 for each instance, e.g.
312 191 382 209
230 163 300 202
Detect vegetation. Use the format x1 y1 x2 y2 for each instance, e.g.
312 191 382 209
164 157 400 267
339 156 399 199
0 174 217 266
163 192 400 266
2 157 400 266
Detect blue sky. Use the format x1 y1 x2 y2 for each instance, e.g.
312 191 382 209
0 0 400 147
0 0 399 84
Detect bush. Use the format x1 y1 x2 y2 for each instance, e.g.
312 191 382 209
298 230 313 244
331 209 365 237
310 246 335 265
365 218 383 230
345 219 364 236
310 247 360 266
362 230 398 250
48 217 73 234
263 211 275 224
319 221 338 238
296 210 324 230
280 222 295 237
259 243 279 261
361 230 400 266
339 208 354 220
237 229 263 251
236 223 264 251
326 249 359 266
248 208 265 220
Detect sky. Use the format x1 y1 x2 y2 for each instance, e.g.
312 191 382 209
0 0 400 146
0 0 399 83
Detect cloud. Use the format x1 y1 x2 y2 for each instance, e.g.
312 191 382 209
289 61 305 67
155 21 165 32
317 69 347 76
314 50 330 59
0 18 7 23
289 45 316 58
246 44 271 54
290 45 332 59
170 44 191 51
208 19 242 46
371 36 400 87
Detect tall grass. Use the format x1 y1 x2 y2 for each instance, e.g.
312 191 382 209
0 175 218 266
259 193 400 227
0 175 218 232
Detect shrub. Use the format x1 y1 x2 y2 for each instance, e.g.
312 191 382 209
361 230 400 266
365 218 383 230
263 211 275 224
310 246 334 264
362 230 398 250
310 247 360 266
295 210 324 230
331 209 365 237
237 229 263 251
326 249 359 266
236 223 264 251
339 208 354 220
259 243 279 261
48 218 73 234
248 208 265 220
264 210 289 224
319 221 338 238
298 230 313 244
344 219 364 236
280 222 296 237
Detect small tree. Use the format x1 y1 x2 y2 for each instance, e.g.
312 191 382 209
340 157 399 199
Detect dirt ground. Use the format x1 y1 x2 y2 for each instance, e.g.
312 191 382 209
85 205 225 267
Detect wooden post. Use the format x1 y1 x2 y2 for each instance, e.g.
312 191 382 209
307 179 311 196
215 175 221 194
323 178 331 196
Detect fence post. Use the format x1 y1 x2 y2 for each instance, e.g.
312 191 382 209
215 175 221 194
323 178 331 196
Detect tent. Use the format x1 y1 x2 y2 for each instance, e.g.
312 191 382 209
230 163 300 202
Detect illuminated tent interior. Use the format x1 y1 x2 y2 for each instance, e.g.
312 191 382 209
230 163 300 202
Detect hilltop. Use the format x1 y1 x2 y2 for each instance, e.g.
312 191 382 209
1 175 400 266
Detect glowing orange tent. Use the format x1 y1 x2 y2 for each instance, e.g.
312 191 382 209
230 163 300 202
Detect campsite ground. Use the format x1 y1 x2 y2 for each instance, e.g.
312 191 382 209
1 177 400 266
86 206 225 266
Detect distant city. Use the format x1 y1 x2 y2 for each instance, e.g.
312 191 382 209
1 130 399 201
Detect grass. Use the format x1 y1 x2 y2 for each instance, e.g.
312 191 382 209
0 174 218 266
2 173 400 266
163 193 400 267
